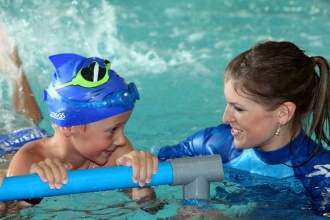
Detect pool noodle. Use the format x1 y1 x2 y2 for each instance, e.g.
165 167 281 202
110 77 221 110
0 161 173 202
0 155 223 202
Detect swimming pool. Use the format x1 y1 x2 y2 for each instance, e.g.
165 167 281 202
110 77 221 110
0 0 330 219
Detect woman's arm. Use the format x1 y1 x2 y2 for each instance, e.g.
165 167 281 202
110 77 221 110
156 124 236 162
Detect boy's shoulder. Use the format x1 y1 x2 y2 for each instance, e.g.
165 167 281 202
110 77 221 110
19 137 51 157
13 136 52 163
7 138 52 176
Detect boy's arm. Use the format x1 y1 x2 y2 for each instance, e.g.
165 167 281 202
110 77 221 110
6 141 71 207
0 170 5 212
6 143 42 177
5 144 42 207
7 141 70 190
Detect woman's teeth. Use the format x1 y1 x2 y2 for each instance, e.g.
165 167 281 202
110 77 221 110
232 128 242 133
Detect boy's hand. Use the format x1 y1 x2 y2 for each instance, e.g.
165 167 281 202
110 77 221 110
116 151 158 187
29 158 72 189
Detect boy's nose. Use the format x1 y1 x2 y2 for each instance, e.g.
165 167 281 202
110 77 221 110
114 130 126 146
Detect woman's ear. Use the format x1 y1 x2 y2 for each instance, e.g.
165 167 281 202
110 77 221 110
277 102 296 125
60 126 73 137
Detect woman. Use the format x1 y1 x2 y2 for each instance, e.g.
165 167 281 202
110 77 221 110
155 41 330 215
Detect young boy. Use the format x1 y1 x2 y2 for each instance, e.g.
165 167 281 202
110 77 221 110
6 53 158 208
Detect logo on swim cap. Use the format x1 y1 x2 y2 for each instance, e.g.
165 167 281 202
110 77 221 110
49 112 66 120
43 53 140 127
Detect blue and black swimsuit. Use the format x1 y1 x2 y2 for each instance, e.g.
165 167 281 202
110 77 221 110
0 127 47 157
157 124 330 215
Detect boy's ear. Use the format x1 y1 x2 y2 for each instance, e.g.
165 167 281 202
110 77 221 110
60 126 73 137
277 102 296 125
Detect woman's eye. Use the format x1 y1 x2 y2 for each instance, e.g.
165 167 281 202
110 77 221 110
234 106 244 112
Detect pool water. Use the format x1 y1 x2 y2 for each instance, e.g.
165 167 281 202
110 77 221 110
0 0 330 219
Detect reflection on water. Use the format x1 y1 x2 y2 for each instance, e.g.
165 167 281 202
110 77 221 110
0 158 10 171
0 106 35 134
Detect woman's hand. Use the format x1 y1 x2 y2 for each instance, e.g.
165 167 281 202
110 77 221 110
29 158 72 189
116 151 158 187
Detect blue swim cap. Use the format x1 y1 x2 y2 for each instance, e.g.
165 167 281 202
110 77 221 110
43 53 140 127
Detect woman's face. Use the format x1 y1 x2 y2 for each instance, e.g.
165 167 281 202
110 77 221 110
222 81 281 151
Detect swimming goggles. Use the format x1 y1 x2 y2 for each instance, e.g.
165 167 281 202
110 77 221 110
45 82 140 109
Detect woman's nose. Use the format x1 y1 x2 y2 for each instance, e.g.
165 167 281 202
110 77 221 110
222 105 233 123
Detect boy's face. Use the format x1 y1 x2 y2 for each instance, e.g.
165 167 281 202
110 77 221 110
72 110 133 165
